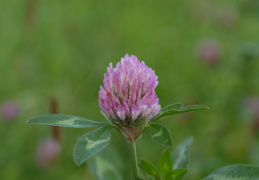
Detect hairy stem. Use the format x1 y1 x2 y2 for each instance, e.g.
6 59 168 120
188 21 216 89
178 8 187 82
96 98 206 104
129 141 141 180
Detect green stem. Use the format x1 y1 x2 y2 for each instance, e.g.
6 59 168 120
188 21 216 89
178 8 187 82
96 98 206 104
129 141 141 180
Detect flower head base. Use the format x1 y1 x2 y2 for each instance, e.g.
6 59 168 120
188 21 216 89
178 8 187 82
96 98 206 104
99 54 161 141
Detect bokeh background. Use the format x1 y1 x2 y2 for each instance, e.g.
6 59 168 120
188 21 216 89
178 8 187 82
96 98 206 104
1 0 259 179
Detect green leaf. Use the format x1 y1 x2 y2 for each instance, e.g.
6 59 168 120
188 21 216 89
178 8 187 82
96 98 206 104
139 159 160 179
26 114 106 128
172 137 193 170
73 125 111 166
160 149 173 179
152 104 209 122
161 103 183 111
88 147 123 180
202 164 259 180
149 123 173 148
168 169 188 180
152 103 182 121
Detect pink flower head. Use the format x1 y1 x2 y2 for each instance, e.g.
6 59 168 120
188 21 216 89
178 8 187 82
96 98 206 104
98 54 161 141
36 138 60 168
198 39 221 66
1 100 20 122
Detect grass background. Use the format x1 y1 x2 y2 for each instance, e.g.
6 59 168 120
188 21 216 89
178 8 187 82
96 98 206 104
1 0 259 179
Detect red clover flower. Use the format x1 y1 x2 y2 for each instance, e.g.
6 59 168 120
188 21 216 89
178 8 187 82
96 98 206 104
26 54 208 175
98 54 161 141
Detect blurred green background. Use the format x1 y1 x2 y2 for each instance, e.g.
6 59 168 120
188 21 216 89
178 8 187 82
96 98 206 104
1 0 259 179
